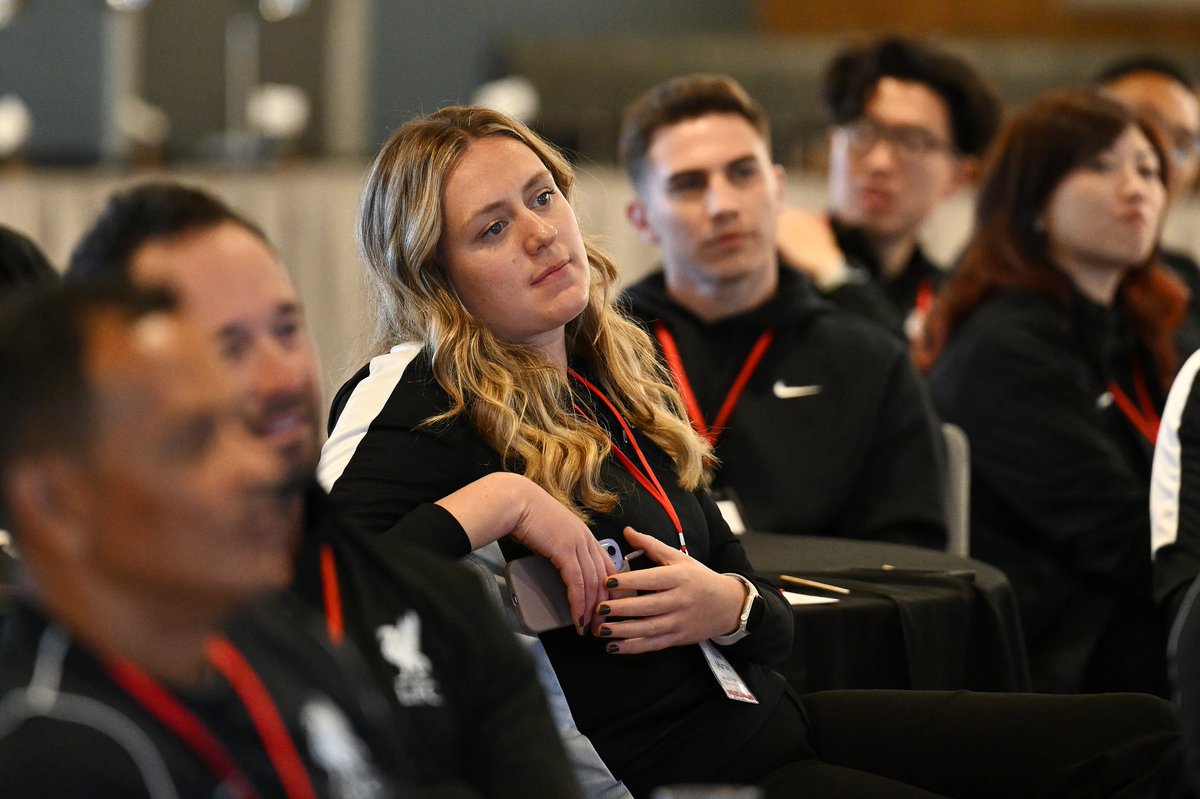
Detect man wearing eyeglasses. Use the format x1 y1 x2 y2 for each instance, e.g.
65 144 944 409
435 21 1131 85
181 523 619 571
1097 55 1200 357
778 37 1002 341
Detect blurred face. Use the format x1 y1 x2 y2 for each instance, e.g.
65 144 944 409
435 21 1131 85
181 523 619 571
628 113 784 287
439 136 590 356
130 223 322 476
1104 71 1200 202
828 77 971 246
1044 125 1166 284
75 312 300 611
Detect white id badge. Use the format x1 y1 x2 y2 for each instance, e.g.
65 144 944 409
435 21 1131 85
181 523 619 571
698 640 758 704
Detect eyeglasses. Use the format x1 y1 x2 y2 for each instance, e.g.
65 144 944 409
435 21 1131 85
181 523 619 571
1134 108 1200 167
1164 127 1200 167
838 119 957 162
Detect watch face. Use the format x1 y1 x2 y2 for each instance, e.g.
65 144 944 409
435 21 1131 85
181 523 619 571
747 594 766 633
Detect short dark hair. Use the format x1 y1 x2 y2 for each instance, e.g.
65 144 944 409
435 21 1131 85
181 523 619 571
0 226 57 295
821 36 1003 158
66 182 267 283
0 282 177 530
1095 54 1194 92
618 73 770 188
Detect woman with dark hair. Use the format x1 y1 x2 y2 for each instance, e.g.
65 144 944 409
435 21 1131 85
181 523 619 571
321 104 1187 797
926 87 1187 695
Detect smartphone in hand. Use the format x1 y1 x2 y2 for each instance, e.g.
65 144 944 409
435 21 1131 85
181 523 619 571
505 555 575 633
504 539 630 634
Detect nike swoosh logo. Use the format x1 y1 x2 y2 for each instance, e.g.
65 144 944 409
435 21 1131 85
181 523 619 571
773 380 822 399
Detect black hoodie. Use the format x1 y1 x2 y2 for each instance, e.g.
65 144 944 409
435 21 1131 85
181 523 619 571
622 266 947 549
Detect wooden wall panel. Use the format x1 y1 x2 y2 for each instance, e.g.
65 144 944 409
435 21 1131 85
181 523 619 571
759 0 1200 42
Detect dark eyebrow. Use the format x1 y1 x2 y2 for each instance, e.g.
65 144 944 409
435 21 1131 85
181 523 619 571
666 169 706 192
463 169 554 226
214 301 303 343
665 154 759 191
274 301 303 318
727 155 760 172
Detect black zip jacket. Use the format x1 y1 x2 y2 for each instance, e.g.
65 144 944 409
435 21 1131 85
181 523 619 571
929 287 1168 693
291 486 580 799
1150 350 1200 624
622 266 947 549
319 348 797 797
0 597 408 798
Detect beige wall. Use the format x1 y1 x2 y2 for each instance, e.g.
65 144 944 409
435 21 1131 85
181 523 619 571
4 163 1199 403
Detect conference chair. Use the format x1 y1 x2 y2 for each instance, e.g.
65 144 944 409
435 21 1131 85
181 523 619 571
941 423 971 557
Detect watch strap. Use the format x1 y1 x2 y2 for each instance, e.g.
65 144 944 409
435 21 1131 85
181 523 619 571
711 573 761 646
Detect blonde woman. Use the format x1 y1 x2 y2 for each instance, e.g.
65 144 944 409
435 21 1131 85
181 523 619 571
318 106 1186 798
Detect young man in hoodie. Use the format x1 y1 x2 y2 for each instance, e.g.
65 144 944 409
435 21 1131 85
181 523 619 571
619 73 946 548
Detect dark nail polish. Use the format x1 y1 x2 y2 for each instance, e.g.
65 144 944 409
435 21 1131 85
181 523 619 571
606 643 620 654
578 615 586 629
599 627 612 637
605 578 619 589
598 605 611 616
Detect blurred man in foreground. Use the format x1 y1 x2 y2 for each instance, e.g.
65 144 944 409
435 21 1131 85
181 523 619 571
0 284 406 797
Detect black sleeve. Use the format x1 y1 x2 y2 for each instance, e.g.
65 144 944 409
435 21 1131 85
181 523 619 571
932 323 1150 587
836 347 949 549
323 528 581 799
326 416 478 558
449 564 583 799
0 718 156 799
378 502 473 560
324 375 485 559
700 490 794 667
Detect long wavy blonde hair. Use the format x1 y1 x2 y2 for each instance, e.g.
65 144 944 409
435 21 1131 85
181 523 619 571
358 106 709 519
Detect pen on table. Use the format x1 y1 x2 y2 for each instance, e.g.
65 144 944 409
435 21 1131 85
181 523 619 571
779 574 852 595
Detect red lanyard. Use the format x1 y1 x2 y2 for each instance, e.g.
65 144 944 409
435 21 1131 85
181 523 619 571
653 321 774 447
105 638 318 799
914 279 934 317
1108 356 1161 444
568 369 688 555
319 543 345 645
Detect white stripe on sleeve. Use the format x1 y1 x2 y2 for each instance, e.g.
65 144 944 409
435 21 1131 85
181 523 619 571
318 343 423 491
1152 349 1200 556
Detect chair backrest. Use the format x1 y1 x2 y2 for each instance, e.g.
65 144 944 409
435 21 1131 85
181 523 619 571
1169 575 1200 791
942 423 971 557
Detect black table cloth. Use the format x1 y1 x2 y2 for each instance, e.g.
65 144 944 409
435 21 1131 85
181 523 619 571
740 532 1031 694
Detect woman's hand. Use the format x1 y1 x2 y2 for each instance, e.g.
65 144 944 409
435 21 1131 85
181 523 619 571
592 527 747 654
508 481 615 635
437 472 613 634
